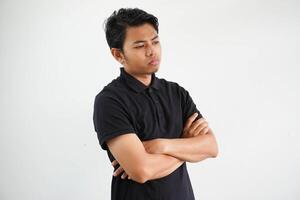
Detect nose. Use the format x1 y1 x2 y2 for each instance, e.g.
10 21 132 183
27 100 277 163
146 45 154 57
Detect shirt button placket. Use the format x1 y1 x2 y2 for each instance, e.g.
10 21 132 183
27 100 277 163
148 88 161 125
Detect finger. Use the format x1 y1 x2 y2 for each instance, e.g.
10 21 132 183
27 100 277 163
191 121 208 136
113 166 124 177
183 119 203 138
200 127 209 135
190 118 206 133
111 160 118 167
184 113 198 131
194 124 209 136
121 171 128 179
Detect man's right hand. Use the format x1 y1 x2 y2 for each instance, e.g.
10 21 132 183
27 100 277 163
182 112 209 138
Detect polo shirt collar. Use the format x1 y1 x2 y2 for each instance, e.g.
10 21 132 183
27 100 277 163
120 67 160 93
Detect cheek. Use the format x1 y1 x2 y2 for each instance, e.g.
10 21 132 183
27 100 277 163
155 45 161 55
125 52 138 61
130 52 146 62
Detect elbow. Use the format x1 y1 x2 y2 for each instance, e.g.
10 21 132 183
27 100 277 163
135 176 148 184
129 165 150 184
211 149 218 158
132 172 148 184
208 129 219 158
210 142 219 158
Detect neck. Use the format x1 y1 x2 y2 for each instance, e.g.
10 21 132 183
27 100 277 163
124 68 152 87
136 75 152 87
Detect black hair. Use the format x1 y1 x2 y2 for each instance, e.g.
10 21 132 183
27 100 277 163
103 8 159 52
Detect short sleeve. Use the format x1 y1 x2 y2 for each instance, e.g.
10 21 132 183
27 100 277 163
179 86 203 124
93 94 135 151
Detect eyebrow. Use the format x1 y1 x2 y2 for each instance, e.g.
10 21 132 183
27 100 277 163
132 35 159 45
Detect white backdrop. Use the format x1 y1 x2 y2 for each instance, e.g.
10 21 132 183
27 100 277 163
1 0 299 199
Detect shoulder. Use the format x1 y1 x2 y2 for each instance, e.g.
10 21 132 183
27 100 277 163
93 78 132 121
94 77 128 103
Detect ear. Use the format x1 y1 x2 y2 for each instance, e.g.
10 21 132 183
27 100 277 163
110 48 124 64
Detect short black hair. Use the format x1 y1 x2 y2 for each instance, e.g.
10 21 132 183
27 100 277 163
103 8 159 52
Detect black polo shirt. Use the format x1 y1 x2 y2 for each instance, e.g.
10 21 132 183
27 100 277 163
93 67 203 200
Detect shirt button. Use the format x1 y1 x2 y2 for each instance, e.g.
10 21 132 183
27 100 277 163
148 88 153 93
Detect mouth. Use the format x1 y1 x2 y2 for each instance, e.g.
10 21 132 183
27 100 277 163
148 59 160 65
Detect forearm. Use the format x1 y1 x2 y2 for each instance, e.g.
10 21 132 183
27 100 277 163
143 153 184 182
163 129 218 163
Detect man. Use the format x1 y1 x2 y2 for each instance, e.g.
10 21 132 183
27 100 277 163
93 8 219 200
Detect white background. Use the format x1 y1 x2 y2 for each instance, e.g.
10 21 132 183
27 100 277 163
1 0 299 199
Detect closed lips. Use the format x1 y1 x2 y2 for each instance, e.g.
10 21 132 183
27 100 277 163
149 59 159 64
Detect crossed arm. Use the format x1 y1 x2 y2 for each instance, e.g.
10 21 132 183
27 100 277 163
106 114 219 184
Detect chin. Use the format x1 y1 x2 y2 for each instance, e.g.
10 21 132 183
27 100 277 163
148 65 159 73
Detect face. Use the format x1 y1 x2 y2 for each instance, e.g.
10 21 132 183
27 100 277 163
112 23 161 76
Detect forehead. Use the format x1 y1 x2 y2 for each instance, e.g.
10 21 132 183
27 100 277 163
124 23 158 44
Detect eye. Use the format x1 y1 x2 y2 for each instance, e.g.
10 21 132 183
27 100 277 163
135 45 144 48
153 41 160 44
